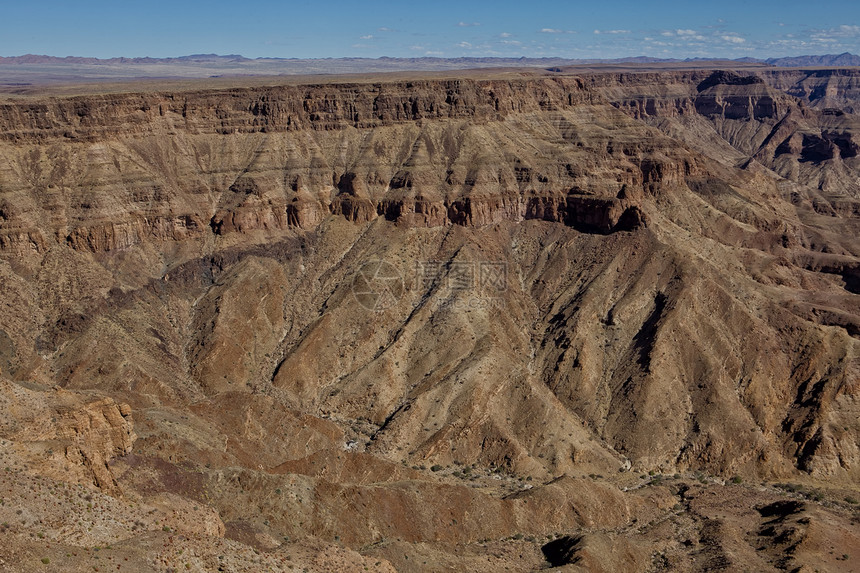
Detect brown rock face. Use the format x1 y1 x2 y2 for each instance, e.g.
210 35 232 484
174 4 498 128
0 68 860 571
0 77 652 256
0 379 135 492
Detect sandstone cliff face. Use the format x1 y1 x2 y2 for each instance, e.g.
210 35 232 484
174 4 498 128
1 70 860 571
0 77 655 259
760 68 860 113
0 78 598 140
602 69 860 196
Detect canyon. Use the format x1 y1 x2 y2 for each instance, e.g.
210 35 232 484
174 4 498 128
0 64 859 571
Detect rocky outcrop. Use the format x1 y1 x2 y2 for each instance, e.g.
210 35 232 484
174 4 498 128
53 397 136 491
65 214 207 251
0 379 135 492
373 190 647 232
693 72 783 121
542 534 647 571
604 69 789 122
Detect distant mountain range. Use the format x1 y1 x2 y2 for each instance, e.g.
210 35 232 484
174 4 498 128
0 53 252 65
0 52 858 85
2 52 859 68
765 52 860 67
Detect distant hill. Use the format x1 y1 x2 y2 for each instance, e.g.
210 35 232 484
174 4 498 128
767 52 860 67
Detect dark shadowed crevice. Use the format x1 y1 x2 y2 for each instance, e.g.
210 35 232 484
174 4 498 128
632 292 668 368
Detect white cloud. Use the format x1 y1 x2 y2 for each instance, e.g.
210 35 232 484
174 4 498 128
721 35 746 44
425 51 444 56
539 27 575 35
457 41 473 48
666 29 706 41
359 35 373 40
594 29 630 35
458 21 480 27
809 24 860 43
769 24 860 51
500 32 513 38
501 40 522 45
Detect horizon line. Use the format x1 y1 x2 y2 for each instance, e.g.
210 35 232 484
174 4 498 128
1 51 858 63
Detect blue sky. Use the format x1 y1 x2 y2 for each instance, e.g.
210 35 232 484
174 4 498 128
2 0 859 60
